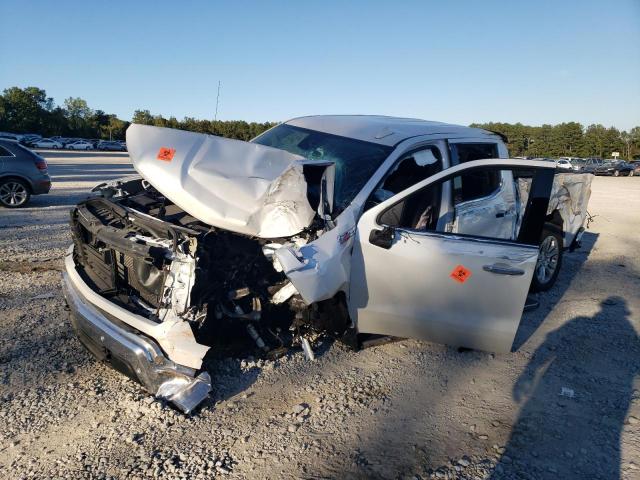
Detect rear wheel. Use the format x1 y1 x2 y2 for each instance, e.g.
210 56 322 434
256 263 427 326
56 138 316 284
531 224 563 292
0 178 31 208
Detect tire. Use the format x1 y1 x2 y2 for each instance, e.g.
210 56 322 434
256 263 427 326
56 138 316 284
613 170 620 177
629 170 634 177
0 178 31 208
530 224 563 292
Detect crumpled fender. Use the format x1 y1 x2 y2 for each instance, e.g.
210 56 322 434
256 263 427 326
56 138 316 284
275 209 358 304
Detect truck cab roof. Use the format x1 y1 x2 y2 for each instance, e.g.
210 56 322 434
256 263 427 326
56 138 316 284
285 115 500 146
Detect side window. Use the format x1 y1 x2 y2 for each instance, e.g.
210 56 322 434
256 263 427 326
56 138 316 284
449 143 500 205
0 145 15 157
452 170 501 205
378 166 545 244
379 182 441 231
449 143 498 165
367 146 442 209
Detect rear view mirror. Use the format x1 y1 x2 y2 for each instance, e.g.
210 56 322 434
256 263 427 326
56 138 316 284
369 226 394 249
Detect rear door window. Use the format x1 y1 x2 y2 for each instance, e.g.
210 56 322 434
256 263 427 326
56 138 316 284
449 143 501 205
452 169 501 205
0 145 15 157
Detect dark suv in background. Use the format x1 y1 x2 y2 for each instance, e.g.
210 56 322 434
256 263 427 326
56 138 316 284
576 157 603 173
0 139 51 207
594 160 635 176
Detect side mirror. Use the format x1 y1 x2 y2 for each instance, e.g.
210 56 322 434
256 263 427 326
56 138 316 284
369 226 394 249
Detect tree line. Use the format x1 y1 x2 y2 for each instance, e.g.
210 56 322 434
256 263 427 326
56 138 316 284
131 109 276 142
471 122 640 160
0 86 275 142
1 86 638 158
0 87 129 140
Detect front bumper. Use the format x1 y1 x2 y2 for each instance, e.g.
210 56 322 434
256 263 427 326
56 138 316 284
62 260 211 414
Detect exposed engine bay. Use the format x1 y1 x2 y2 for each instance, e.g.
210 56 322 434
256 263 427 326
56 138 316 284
70 177 351 371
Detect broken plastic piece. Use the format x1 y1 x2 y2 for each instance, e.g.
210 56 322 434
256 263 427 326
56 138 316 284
301 337 315 361
271 282 298 304
155 372 212 414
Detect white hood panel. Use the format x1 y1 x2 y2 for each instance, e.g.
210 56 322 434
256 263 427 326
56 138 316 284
126 124 316 238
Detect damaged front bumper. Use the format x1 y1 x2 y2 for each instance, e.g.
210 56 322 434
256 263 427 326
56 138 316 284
62 256 211 414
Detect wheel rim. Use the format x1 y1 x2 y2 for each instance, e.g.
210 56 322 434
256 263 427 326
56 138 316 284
0 181 28 206
536 235 559 284
614 170 619 176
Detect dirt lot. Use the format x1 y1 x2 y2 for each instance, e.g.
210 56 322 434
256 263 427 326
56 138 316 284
0 152 639 479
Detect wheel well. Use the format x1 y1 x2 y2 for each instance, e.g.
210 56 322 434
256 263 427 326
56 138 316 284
545 209 563 230
0 175 33 193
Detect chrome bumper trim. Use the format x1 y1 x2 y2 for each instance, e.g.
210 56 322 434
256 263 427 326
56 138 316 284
62 270 211 414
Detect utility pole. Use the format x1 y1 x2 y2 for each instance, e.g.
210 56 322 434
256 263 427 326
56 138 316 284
214 81 221 122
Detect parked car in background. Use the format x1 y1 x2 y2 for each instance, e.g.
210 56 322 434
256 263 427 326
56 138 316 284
67 140 94 150
556 158 577 170
0 139 51 207
594 160 635 177
31 138 63 149
557 157 581 171
19 134 42 145
97 140 126 151
578 158 603 173
62 138 83 147
0 133 22 142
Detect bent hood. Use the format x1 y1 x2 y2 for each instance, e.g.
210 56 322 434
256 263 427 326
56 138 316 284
126 124 317 238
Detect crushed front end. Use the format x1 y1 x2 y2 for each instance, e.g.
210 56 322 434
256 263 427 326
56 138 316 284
63 177 347 412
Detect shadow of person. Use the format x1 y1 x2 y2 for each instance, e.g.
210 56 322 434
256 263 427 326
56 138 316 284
491 296 639 479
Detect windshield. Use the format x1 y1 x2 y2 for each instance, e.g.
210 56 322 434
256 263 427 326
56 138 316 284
253 124 392 214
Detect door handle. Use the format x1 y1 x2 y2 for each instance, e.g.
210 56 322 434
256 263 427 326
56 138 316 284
495 211 506 218
483 264 525 276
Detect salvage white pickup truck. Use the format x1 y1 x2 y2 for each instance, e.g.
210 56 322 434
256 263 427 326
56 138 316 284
62 116 592 412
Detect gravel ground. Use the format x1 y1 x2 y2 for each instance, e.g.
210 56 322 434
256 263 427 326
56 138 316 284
0 152 638 479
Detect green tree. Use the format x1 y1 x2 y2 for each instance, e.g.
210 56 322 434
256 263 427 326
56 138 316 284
602 127 623 159
64 97 93 136
100 115 127 140
553 122 583 156
629 127 640 160
132 109 154 125
0 86 54 133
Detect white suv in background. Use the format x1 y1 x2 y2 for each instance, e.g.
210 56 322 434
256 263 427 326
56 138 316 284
557 157 580 171
67 140 94 150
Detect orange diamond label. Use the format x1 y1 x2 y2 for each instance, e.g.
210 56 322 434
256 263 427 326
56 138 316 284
157 147 175 162
450 265 472 284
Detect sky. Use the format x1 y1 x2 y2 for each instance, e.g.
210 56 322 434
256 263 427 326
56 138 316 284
1 0 639 130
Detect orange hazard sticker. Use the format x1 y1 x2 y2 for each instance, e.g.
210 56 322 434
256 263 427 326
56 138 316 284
450 265 472 284
157 147 175 162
